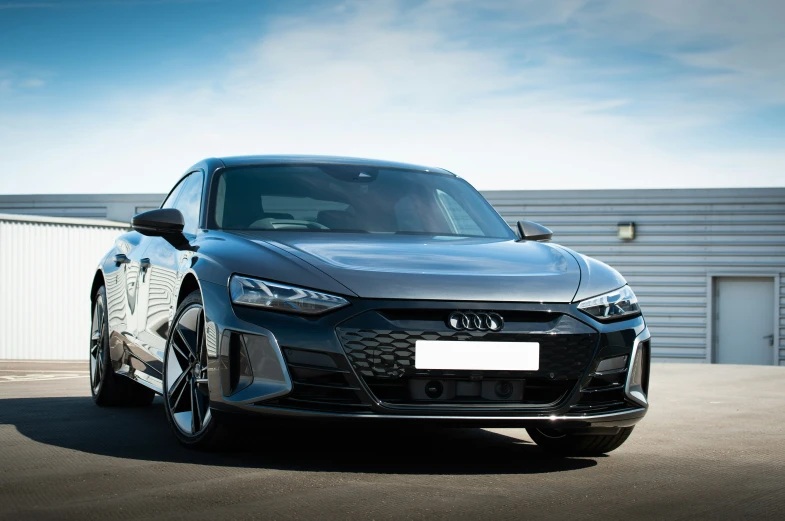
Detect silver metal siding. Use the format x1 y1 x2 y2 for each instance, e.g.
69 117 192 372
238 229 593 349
0 193 164 223
482 188 785 364
0 217 128 360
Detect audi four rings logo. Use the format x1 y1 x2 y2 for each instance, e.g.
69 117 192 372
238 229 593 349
447 311 504 332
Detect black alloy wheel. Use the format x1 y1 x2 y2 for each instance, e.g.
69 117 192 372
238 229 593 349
89 287 108 399
163 291 223 448
90 285 155 406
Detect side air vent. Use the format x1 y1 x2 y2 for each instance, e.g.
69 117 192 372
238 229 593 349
219 331 253 397
272 347 371 412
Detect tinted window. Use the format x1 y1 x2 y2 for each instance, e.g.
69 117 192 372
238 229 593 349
174 171 203 235
210 165 514 239
161 179 186 209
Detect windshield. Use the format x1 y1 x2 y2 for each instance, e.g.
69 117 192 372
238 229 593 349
209 165 516 239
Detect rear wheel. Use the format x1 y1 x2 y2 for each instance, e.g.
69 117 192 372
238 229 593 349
163 291 224 449
526 426 634 457
90 286 155 406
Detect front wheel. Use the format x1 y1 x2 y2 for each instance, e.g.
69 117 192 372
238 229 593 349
163 291 224 449
526 426 635 457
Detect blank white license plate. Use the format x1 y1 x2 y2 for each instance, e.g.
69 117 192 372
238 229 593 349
415 341 540 371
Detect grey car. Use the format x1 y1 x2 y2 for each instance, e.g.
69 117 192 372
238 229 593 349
88 155 650 454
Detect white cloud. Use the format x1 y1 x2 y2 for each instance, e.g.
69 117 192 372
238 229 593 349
0 0 783 194
20 78 45 88
592 0 785 106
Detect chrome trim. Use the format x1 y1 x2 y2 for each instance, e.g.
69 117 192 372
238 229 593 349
624 328 650 407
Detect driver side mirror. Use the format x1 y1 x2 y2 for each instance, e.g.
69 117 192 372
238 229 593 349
132 209 191 249
132 208 184 236
516 220 553 242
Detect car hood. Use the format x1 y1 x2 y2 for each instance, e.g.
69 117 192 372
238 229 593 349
231 232 581 302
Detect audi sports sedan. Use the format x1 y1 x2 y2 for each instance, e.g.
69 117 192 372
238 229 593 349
89 156 650 455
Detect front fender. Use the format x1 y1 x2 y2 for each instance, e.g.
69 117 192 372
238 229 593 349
553 245 627 302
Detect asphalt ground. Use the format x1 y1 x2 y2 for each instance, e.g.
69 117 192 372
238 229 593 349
0 361 784 520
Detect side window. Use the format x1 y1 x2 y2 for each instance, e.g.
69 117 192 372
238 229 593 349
174 171 204 235
214 175 227 228
161 179 186 209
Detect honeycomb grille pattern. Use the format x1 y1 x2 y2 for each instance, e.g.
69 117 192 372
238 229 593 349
337 328 598 380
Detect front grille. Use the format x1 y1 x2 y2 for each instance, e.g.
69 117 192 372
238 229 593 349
337 312 598 407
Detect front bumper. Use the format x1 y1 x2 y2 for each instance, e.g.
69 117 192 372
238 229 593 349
201 280 651 429
238 403 648 431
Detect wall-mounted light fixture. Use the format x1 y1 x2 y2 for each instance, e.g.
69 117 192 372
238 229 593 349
617 222 636 241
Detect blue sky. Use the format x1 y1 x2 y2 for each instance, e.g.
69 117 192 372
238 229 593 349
1 0 783 193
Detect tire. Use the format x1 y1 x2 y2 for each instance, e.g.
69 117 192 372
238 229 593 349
526 426 634 457
90 286 155 407
162 291 225 449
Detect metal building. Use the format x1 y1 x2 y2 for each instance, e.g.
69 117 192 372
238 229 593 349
1 187 783 364
0 193 163 222
0 214 129 360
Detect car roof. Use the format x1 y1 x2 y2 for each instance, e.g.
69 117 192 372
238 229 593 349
214 155 454 176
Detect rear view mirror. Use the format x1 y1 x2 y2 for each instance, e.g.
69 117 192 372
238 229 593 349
516 220 552 242
132 209 185 237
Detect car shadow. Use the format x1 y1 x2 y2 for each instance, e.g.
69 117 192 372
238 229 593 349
0 396 597 474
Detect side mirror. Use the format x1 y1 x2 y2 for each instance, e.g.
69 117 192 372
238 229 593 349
516 220 552 242
132 208 185 237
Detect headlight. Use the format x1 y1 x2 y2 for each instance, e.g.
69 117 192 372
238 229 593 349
577 285 640 321
229 275 349 315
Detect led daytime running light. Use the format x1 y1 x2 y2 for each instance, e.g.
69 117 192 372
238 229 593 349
230 276 349 315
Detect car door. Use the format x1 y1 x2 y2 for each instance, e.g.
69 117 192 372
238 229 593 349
135 170 204 379
103 230 153 367
118 176 189 382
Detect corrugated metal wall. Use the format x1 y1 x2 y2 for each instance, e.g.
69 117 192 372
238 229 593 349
0 215 127 360
481 188 785 364
0 194 163 222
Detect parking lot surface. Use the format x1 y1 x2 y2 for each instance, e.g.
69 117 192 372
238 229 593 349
0 361 784 520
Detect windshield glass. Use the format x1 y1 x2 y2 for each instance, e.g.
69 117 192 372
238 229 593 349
209 165 515 239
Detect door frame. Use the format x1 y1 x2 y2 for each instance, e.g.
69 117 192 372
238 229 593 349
706 271 780 365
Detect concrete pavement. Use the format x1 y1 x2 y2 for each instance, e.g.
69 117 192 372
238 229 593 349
0 361 783 520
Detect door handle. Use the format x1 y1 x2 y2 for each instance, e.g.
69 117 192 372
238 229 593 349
763 334 774 346
114 253 130 265
140 258 151 282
